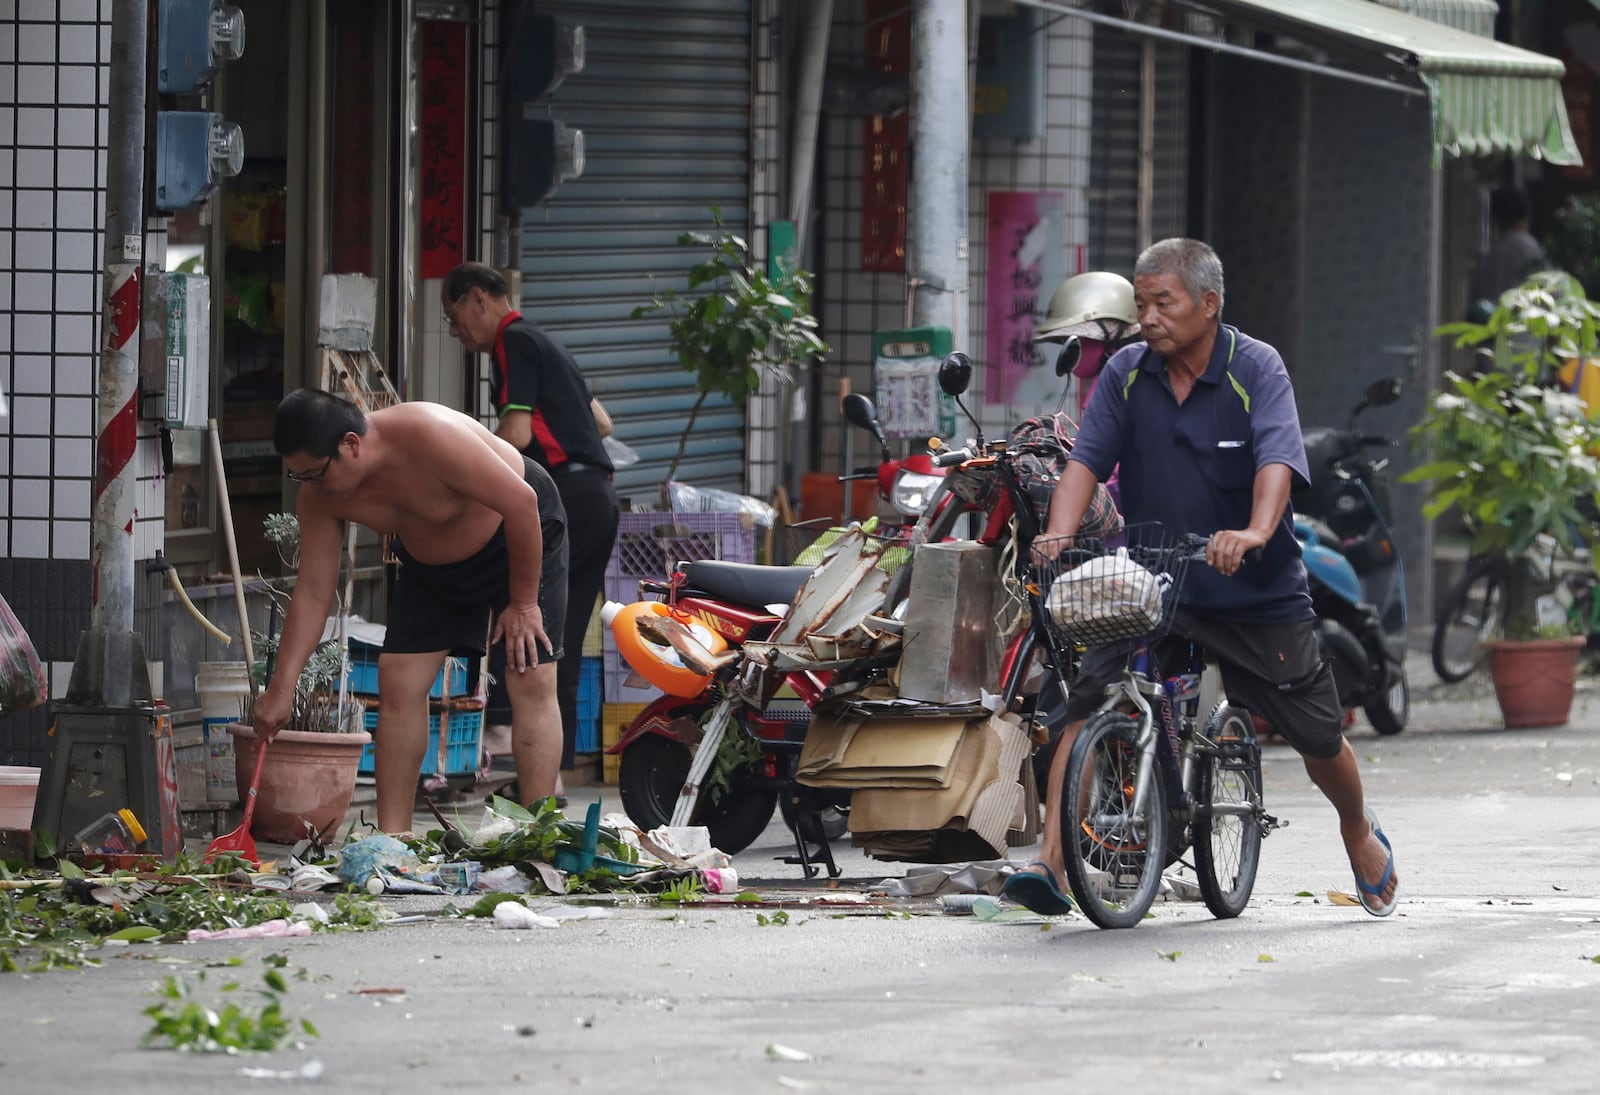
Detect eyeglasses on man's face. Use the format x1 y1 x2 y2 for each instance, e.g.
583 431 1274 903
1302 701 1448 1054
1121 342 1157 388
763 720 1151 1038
287 454 335 484
443 291 475 331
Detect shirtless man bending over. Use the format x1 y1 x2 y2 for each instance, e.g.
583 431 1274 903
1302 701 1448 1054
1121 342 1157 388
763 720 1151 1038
253 389 569 834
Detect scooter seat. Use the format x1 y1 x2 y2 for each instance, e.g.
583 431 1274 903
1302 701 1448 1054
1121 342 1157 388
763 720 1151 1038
679 560 812 610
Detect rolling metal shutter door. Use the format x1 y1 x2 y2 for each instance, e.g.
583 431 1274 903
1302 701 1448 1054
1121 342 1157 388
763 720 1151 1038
1087 28 1188 276
516 0 752 499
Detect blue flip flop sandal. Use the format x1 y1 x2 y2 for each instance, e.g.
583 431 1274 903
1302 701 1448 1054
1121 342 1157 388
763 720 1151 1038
1355 806 1398 918
1002 861 1076 916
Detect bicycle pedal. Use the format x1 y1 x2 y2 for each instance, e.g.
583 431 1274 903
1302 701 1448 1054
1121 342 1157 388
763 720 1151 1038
1260 812 1287 834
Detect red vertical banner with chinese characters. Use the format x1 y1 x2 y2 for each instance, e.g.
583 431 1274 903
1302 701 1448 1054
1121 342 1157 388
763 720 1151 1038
862 0 909 272
419 21 467 278
329 8 376 275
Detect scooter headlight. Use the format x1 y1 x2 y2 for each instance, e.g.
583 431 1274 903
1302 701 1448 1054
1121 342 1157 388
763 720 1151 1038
892 470 944 515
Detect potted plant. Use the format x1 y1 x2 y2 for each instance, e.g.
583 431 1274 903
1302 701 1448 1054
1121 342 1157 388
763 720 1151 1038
632 208 829 484
1405 271 1600 726
227 513 371 844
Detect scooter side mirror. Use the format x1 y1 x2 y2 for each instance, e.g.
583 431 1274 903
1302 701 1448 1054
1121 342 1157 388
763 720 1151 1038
842 392 879 432
1053 336 1082 378
937 352 973 397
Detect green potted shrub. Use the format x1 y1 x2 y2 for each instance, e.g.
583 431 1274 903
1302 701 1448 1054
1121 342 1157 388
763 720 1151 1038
1405 271 1600 726
632 208 829 484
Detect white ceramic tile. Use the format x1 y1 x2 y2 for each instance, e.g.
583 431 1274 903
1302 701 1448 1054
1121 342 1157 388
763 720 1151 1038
56 230 95 271
54 436 93 477
12 477 49 517
0 150 12 189
55 313 97 356
0 24 13 63
13 312 50 353
16 24 52 65
0 271 9 307
57 65 96 105
11 436 47 473
15 147 52 188
0 107 12 145
18 0 55 19
17 64 54 103
0 444 8 477
53 477 91 519
58 106 96 147
59 23 97 63
55 354 95 396
11 352 50 390
59 0 98 20
10 520 49 560
16 105 54 146
57 271 96 312
14 271 51 310
48 662 73 701
0 316 10 353
99 22 111 60
58 148 96 187
53 520 90 561
56 395 94 437
14 188 50 228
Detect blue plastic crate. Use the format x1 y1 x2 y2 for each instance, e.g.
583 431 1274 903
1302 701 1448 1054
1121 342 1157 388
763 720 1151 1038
575 656 602 754
358 704 484 777
347 641 470 699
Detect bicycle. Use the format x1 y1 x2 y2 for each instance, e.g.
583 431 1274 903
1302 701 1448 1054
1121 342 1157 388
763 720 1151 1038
1431 545 1600 683
1031 525 1283 929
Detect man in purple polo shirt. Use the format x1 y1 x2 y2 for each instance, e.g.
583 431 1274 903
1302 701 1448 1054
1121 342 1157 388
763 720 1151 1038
1007 238 1399 919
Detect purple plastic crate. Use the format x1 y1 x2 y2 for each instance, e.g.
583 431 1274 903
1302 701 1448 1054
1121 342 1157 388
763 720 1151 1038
602 511 754 697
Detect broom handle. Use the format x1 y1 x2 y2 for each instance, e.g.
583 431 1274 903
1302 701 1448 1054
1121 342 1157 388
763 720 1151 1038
208 419 258 702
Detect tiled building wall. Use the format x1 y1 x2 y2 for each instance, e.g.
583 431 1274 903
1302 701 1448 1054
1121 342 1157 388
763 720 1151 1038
1 1 169 764
817 8 1095 473
745 0 782 499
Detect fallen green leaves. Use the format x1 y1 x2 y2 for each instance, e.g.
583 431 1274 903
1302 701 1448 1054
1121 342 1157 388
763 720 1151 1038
142 962 318 1053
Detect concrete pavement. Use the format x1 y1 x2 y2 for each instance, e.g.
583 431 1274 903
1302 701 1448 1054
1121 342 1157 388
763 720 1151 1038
2 645 1597 1092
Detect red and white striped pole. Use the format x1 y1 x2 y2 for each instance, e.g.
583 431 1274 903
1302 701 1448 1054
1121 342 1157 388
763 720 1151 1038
71 0 148 706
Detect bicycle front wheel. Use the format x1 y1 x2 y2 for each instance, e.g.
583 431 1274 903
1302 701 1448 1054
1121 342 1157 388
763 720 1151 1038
1061 711 1168 929
1431 556 1506 683
1192 704 1264 919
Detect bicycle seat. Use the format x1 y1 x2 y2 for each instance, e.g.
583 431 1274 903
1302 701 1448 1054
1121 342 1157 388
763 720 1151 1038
679 560 811 609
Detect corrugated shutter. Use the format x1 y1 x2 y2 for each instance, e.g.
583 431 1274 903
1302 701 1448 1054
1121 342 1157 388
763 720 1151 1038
515 0 752 500
1087 28 1189 276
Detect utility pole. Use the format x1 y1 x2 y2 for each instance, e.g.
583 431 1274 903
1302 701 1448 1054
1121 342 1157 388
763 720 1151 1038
35 0 180 862
74 0 151 708
908 0 969 335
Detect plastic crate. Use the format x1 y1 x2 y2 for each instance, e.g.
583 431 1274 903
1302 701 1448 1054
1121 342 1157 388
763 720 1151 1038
603 511 757 607
575 656 603 754
580 595 604 657
602 646 665 706
600 701 649 784
347 641 470 699
358 702 484 777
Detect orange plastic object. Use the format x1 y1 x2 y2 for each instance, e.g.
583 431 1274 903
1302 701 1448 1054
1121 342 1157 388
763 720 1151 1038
610 602 730 698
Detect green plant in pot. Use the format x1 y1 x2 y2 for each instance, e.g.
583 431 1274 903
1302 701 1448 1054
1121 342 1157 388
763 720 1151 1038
632 208 829 484
1405 271 1600 726
228 513 371 844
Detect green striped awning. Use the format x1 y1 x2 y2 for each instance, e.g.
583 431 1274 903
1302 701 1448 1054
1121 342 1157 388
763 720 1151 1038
1371 0 1498 39
1203 0 1580 165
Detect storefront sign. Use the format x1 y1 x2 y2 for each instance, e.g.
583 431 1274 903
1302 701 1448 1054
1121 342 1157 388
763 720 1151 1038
861 0 909 273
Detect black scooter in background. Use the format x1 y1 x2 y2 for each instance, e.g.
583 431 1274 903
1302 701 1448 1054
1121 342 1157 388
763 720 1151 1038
1293 378 1409 736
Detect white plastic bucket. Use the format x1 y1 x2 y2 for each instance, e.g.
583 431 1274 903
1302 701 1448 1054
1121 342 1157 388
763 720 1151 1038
196 661 252 803
0 766 41 830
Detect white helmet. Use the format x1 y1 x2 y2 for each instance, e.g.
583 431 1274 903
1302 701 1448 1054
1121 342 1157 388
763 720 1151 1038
1034 271 1137 343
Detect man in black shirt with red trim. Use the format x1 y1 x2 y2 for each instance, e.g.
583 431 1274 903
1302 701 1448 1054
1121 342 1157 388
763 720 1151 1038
443 262 621 802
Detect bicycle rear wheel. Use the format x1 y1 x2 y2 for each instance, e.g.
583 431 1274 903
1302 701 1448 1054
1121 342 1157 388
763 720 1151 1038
1192 704 1264 919
1060 711 1168 929
1431 556 1506 683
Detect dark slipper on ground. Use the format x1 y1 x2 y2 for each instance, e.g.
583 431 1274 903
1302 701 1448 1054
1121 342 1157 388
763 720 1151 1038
1001 861 1075 916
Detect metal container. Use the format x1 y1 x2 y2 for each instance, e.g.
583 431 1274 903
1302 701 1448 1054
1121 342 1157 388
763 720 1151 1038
898 542 1003 704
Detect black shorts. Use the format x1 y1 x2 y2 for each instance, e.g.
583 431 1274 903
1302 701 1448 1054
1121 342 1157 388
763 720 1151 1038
384 457 569 663
1062 608 1345 759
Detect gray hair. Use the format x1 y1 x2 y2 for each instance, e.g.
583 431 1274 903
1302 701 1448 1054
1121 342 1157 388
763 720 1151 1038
1135 238 1225 314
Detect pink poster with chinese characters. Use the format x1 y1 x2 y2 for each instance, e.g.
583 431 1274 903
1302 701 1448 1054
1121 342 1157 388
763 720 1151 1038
985 191 1071 406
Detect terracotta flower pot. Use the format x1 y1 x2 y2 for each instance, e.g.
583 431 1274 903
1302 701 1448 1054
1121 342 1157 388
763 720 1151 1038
226 723 372 844
1485 636 1585 729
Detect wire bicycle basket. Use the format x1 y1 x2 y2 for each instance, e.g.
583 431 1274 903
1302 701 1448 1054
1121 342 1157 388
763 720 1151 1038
1032 522 1196 645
